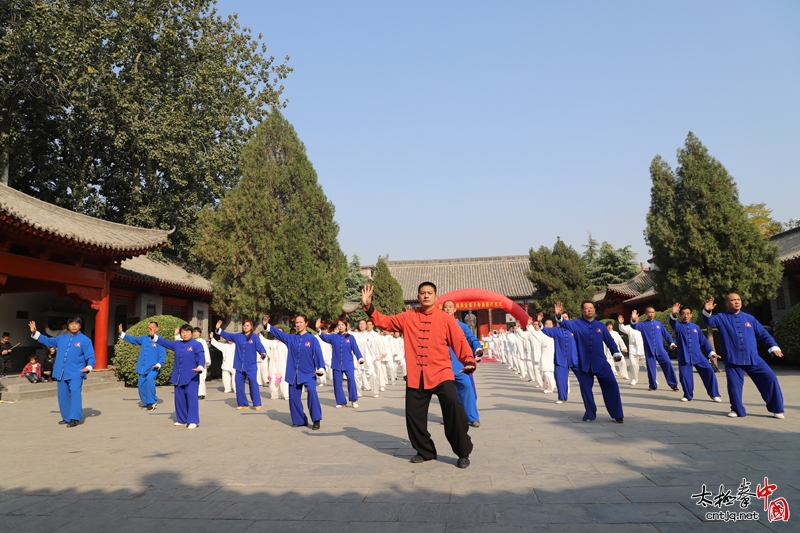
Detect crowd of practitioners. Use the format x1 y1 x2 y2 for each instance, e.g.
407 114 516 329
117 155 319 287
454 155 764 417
22 288 786 469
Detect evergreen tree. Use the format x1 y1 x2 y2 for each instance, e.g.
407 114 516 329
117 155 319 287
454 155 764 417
526 237 591 317
371 256 405 316
585 241 639 292
195 110 346 321
645 132 782 311
344 254 369 326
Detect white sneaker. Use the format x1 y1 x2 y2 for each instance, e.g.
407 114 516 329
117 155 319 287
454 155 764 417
630 380 636 386
727 412 739 418
391 381 396 386
187 423 198 430
373 394 379 398
352 402 359 408
712 397 722 403
555 400 565 404
774 413 785 419
335 405 345 409
174 422 184 426
680 397 689 402
379 387 385 392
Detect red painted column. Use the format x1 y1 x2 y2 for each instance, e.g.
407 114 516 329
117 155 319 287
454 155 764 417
91 275 111 369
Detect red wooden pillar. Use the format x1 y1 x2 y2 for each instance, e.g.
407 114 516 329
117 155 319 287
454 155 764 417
90 275 111 369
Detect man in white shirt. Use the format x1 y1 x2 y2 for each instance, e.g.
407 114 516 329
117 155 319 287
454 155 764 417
366 320 386 395
604 322 629 379
210 332 236 394
353 320 375 394
618 315 645 386
530 320 557 393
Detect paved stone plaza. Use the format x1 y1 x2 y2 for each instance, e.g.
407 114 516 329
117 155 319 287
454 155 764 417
1 362 798 532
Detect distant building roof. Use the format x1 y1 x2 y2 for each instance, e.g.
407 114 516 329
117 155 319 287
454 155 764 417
771 226 800 266
117 255 212 297
387 255 534 302
597 269 656 300
0 183 171 256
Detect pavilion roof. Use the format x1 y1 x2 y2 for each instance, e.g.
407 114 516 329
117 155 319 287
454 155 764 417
387 255 534 302
603 270 655 299
0 183 171 256
117 255 212 297
771 226 800 265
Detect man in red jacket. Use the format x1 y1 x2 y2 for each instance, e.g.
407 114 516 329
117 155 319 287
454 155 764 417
362 282 476 468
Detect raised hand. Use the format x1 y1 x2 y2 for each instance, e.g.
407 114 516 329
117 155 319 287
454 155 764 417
118 324 123 335
554 302 563 317
631 309 639 323
215 319 223 330
617 315 624 324
672 302 681 315
28 321 37 334
704 298 715 312
262 315 270 327
315 318 322 331
537 311 544 322
362 283 374 308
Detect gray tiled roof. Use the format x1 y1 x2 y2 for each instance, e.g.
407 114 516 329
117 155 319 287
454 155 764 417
771 226 800 264
387 255 535 302
604 270 655 298
118 255 212 295
0 183 171 253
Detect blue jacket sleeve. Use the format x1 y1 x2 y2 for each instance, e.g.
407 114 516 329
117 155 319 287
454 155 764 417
350 336 363 360
701 312 719 329
83 338 96 368
313 338 324 369
458 322 482 354
34 334 59 348
659 322 675 345
698 331 715 356
319 332 334 344
121 334 144 346
269 326 290 345
668 317 678 331
753 320 778 350
154 336 179 352
253 334 266 355
557 318 577 333
541 327 559 339
194 341 205 368
218 330 235 343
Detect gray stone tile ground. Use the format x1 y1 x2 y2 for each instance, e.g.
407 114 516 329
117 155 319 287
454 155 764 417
1 362 798 532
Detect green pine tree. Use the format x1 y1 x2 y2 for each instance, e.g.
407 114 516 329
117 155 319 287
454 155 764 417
585 240 639 292
645 132 782 310
371 256 405 316
194 110 346 321
344 254 369 326
526 237 591 318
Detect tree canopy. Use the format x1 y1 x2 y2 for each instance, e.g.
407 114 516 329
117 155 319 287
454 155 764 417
371 256 405 316
344 254 369 326
582 233 639 292
644 132 782 310
526 237 591 317
1 0 290 260
194 110 346 321
744 203 784 238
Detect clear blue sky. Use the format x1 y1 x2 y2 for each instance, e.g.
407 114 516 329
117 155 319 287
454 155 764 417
215 0 799 266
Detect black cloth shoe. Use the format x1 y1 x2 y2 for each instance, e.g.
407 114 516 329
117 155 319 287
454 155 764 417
671 386 679 391
614 418 624 423
66 420 79 428
312 421 320 430
199 395 205 399
58 420 69 425
147 404 157 411
291 423 308 428
582 416 592 422
409 454 435 464
648 388 656 391
457 456 471 469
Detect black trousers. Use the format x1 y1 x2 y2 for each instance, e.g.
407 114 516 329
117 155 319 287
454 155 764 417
0 356 11 375
406 379 472 460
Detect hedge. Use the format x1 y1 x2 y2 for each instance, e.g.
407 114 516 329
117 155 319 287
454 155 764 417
774 303 800 365
112 315 187 387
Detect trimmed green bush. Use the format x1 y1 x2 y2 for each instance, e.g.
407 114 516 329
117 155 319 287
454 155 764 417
112 315 187 386
774 303 800 365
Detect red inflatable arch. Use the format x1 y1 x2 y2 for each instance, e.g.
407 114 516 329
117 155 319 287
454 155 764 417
436 288 531 327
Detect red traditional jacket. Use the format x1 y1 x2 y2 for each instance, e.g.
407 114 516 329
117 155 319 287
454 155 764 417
366 305 475 390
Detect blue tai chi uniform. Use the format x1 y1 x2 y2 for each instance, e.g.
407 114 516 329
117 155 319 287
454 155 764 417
119 333 166 407
154 335 204 425
701 309 784 417
668 316 720 401
267 325 326 426
33 331 95 423
557 317 623 420
319 331 363 405
632 319 678 390
542 326 580 403
449 321 481 423
216 329 266 408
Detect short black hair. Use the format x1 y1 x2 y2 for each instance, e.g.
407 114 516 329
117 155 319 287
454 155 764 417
680 306 692 314
295 314 308 323
1 332 9 338
179 324 193 332
418 281 437 294
192 327 202 333
148 321 159 328
67 317 82 326
580 300 594 309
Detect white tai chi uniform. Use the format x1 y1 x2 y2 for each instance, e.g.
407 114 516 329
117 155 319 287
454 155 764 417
531 328 556 393
381 333 397 384
516 326 542 386
316 334 332 386
262 336 289 399
609 330 629 379
257 333 271 386
368 330 387 393
618 322 644 385
211 337 236 393
392 334 406 378
509 330 528 379
353 331 376 392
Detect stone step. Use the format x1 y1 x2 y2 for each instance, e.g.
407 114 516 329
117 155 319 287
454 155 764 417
0 370 124 402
